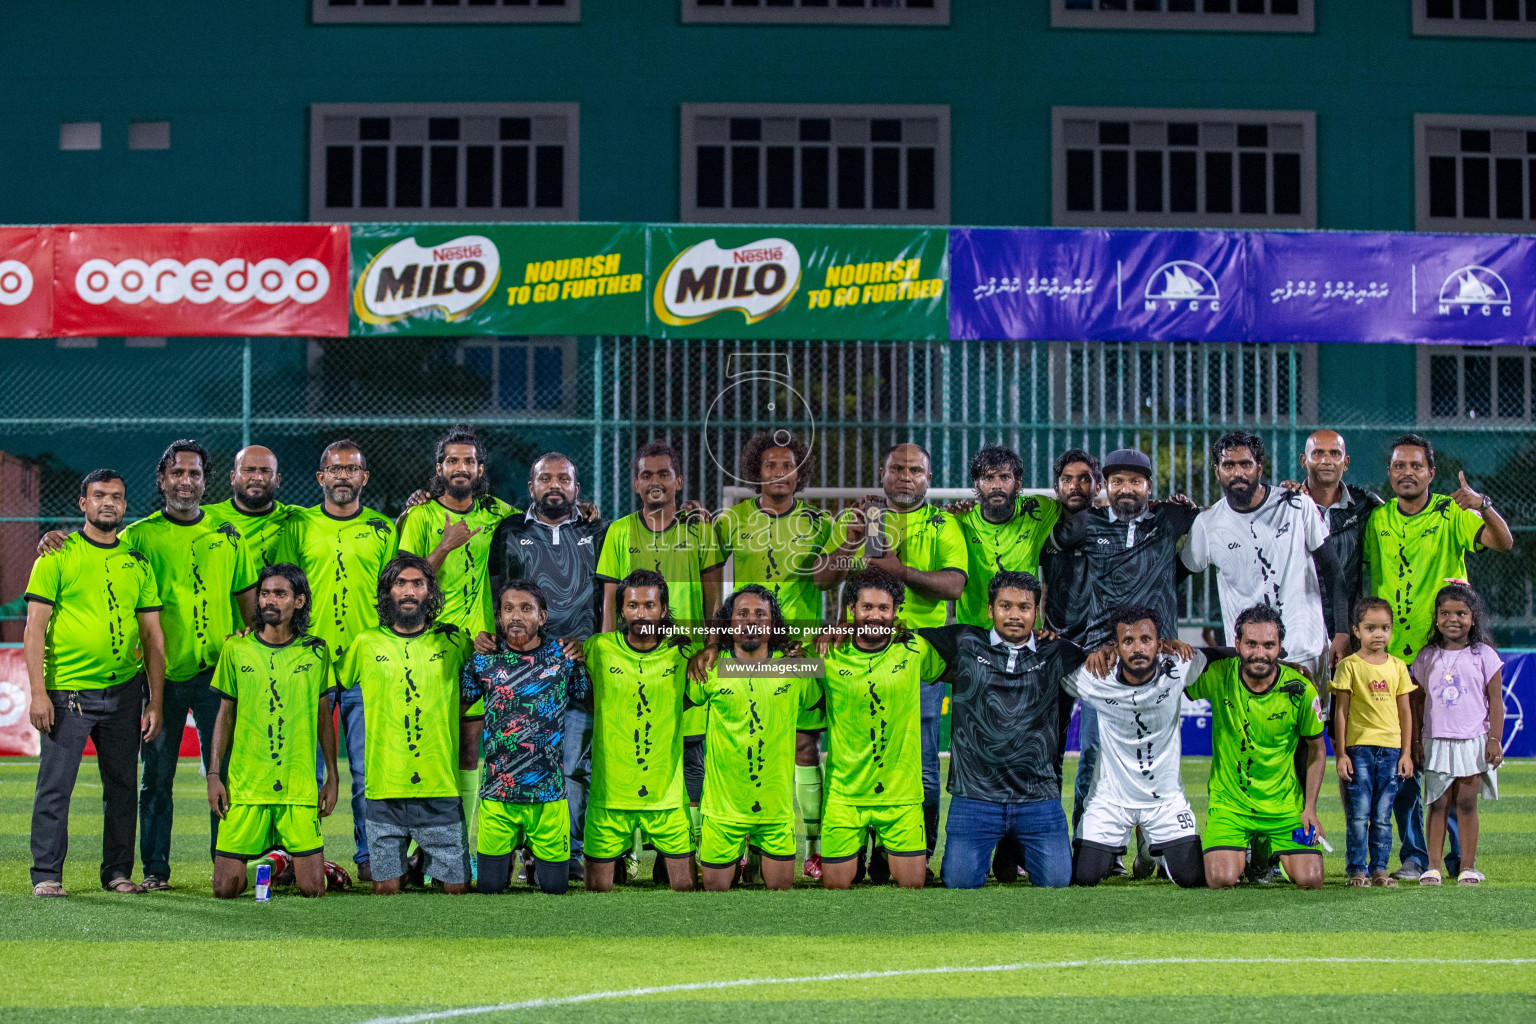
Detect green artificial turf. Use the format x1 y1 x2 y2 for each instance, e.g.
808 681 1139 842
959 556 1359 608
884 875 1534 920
2 757 1532 1023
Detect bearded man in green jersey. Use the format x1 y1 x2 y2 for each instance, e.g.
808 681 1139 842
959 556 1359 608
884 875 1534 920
276 439 398 881
817 568 946 890
582 569 697 892
208 564 337 898
816 441 965 865
397 427 518 842
596 441 723 859
952 445 1060 629
714 431 833 876
338 554 473 894
685 585 819 891
203 444 294 570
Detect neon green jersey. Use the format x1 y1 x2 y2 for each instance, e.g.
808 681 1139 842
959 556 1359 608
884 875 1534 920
1186 657 1325 819
397 496 518 638
583 630 695 812
201 499 296 570
1363 496 1487 661
24 533 161 690
336 623 471 800
210 632 332 806
822 503 968 629
954 495 1061 628
818 634 946 805
275 505 398 668
120 510 258 683
686 651 820 824
714 498 831 635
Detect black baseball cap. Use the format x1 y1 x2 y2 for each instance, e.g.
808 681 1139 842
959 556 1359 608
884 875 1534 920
1102 448 1152 479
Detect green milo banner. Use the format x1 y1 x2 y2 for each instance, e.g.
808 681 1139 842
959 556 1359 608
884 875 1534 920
649 225 948 340
349 222 647 336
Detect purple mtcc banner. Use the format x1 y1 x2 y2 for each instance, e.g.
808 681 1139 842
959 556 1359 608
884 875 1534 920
950 227 1536 344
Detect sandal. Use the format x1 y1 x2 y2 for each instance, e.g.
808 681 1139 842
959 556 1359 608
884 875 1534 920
32 880 68 898
140 875 173 891
1347 874 1370 887
104 876 145 894
1457 869 1485 886
1418 869 1443 886
1371 875 1399 888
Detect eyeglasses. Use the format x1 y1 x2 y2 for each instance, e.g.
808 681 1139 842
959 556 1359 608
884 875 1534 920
322 465 365 478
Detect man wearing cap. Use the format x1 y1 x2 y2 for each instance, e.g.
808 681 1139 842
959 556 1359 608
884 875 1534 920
1045 448 1200 878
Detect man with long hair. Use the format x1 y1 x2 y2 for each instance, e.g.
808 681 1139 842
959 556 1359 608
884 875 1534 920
336 554 473 894
207 564 337 898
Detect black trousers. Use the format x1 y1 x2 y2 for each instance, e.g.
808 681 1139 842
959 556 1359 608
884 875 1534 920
30 677 144 887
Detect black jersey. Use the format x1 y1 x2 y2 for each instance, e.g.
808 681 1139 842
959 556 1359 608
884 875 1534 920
488 512 609 642
1047 503 1200 651
920 624 1085 804
1316 484 1384 621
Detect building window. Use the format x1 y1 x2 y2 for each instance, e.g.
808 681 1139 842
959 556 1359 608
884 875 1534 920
458 337 575 413
681 0 947 25
679 104 949 224
1420 346 1532 423
1417 115 1536 231
313 0 578 24
310 103 578 221
128 121 170 151
1053 106 1315 228
1414 0 1536 37
1053 0 1313 32
59 122 101 151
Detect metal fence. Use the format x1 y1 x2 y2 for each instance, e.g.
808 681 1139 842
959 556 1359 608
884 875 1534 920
2 335 1533 640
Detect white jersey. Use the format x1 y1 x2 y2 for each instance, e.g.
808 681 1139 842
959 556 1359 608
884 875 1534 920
1182 486 1331 658
1063 651 1205 808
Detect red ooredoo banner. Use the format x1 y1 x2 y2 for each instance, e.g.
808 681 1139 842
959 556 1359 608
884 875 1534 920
51 224 349 337
0 228 53 338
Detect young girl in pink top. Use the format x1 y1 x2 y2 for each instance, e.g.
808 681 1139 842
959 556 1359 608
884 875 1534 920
1410 582 1505 886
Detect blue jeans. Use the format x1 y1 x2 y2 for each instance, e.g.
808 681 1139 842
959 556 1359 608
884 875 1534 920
317 684 369 865
563 705 592 859
920 713 941 858
139 670 222 880
942 794 1072 889
1070 699 1100 837
1394 769 1460 872
1344 745 1402 875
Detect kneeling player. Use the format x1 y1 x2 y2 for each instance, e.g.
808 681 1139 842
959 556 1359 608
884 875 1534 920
582 570 697 892
339 555 474 894
817 569 945 890
1063 605 1206 888
460 580 589 895
687 586 819 891
208 564 337 898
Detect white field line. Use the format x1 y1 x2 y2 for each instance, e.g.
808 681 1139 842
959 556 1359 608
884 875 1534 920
353 956 1536 1024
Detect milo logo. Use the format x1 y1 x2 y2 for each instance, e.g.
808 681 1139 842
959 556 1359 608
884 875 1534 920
354 235 501 324
654 238 801 326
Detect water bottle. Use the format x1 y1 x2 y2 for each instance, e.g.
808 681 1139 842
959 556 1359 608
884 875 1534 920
255 863 271 902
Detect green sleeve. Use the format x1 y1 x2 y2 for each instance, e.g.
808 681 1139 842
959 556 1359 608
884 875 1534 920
936 516 968 575
336 635 363 690
798 676 820 712
396 507 431 558
271 515 300 567
210 647 238 699
137 561 162 612
820 514 864 571
595 522 626 582
24 547 61 603
698 517 725 572
1456 504 1487 553
1184 663 1216 701
684 677 705 707
1297 688 1326 739
713 507 736 559
919 636 947 681
231 534 258 595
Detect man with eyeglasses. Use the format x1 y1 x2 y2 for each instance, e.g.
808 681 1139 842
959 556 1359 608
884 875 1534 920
275 439 399 881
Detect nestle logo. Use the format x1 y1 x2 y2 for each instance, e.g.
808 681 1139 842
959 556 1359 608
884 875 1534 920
432 244 482 262
732 247 783 264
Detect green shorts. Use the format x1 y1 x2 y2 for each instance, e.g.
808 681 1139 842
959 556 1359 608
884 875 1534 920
820 800 924 862
796 704 826 732
583 804 693 861
215 803 323 860
1203 804 1320 857
698 815 796 868
477 797 570 863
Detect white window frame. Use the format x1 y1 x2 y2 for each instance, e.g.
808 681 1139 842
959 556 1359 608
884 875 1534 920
1415 113 1536 232
1418 345 1534 424
1052 105 1316 229
309 102 578 222
1052 0 1313 32
1413 0 1536 38
313 0 578 24
456 336 579 415
680 0 947 25
679 102 950 224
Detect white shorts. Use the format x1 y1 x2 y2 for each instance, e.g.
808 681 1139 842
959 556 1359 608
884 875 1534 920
1077 794 1199 853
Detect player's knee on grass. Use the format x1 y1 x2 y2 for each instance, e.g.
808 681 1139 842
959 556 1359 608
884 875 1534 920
477 853 512 894
701 865 735 892
293 854 326 898
761 857 795 891
1204 851 1244 889
821 857 857 889
1071 844 1116 887
1159 838 1207 889
533 859 569 895
889 852 927 889
663 854 696 891
585 859 615 892
211 858 247 899
1281 853 1323 889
